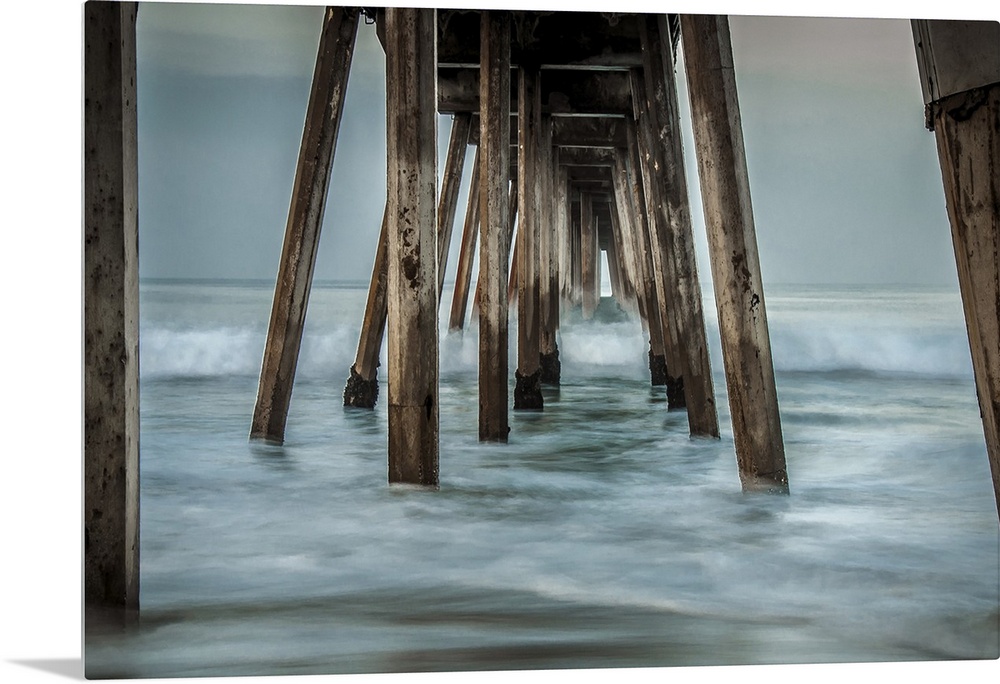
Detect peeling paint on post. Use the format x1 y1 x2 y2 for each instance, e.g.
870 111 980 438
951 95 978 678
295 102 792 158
682 14 787 492
84 0 139 611
385 7 439 484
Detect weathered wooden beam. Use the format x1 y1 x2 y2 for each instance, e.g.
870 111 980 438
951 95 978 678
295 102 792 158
470 115 628 148
565 165 614 182
438 68 632 116
639 15 720 436
344 207 389 408
913 19 1000 518
385 7 439 485
682 14 786 492
623 122 668 386
473 182 516 320
556 164 573 303
539 118 561 384
632 95 690 404
556 146 617 166
84 0 139 611
515 66 544 410
438 10 642 69
448 148 482 331
608 153 644 320
251 7 359 443
605 228 625 306
569 199 583 305
580 190 599 319
345 115 472 407
478 11 513 440
437 113 473 300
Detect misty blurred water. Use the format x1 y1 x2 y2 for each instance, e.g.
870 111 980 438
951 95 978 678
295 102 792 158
84 281 999 678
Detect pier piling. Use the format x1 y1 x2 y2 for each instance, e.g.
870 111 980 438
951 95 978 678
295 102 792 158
539 117 561 384
479 10 513 440
344 208 389 408
514 66 544 410
448 147 482 331
638 14 719 434
912 19 1000 517
84 0 139 611
682 14 787 491
385 7 439 484
251 7 359 442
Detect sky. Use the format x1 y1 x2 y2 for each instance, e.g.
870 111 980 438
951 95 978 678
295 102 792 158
133 1 966 287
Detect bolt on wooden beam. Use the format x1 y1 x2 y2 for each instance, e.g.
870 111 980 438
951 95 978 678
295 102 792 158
681 14 787 492
251 7 360 442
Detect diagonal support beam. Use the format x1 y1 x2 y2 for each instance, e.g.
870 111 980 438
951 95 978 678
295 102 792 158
682 14 787 492
514 66 544 410
251 8 359 442
637 14 719 435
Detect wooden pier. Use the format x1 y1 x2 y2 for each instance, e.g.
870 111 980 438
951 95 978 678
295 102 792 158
83 5 1000 609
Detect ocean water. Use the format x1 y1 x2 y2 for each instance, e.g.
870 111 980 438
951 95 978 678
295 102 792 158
84 280 999 678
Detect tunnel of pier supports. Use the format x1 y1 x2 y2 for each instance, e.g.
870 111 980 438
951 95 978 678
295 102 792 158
193 7 1000 498
85 6 1000 613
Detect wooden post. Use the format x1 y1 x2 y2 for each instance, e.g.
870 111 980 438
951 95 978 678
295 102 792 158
625 120 670 388
609 154 643 318
344 207 389 408
570 198 583 306
638 15 720 438
478 10 512 441
507 218 520 304
251 8 359 442
556 165 572 304
448 147 481 331
580 190 598 319
682 14 786 492
346 118 471 405
539 118 561 384
84 0 139 611
514 66 544 410
473 182 516 321
385 7 438 485
605 213 628 311
437 113 473 301
912 20 1000 518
